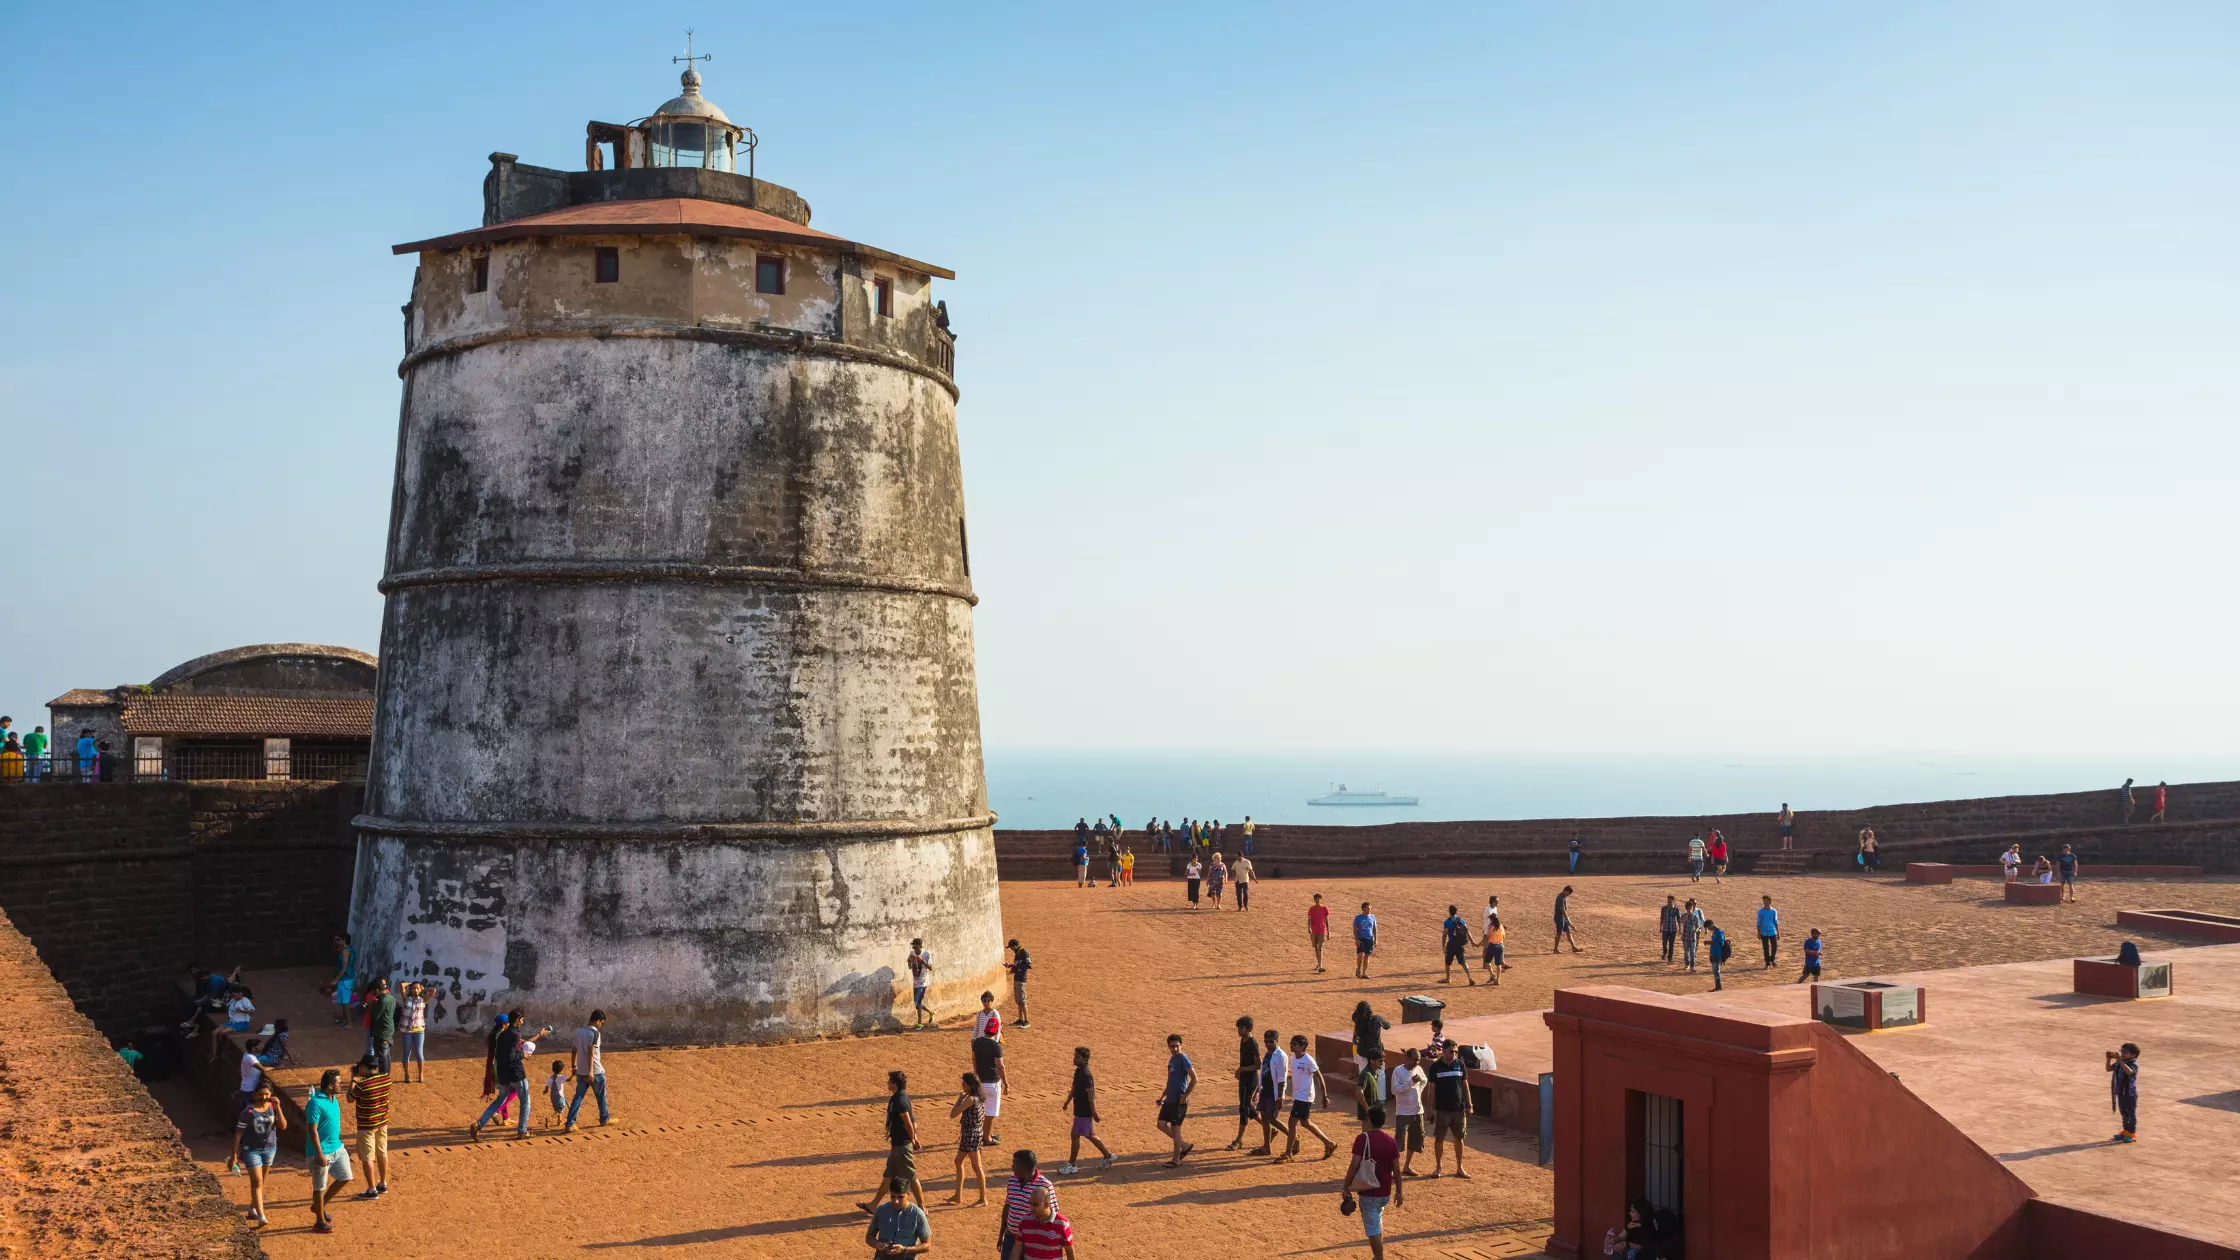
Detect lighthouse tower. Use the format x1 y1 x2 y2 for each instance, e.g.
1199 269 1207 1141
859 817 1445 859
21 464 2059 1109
353 62 999 1044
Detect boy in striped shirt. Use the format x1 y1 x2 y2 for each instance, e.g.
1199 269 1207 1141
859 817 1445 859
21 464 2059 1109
1006 1185 1076 1259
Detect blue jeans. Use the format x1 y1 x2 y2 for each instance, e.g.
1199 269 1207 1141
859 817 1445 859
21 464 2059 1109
1711 953 1724 989
1568 852 1580 873
567 1073 610 1125
478 1081 530 1136
1359 1192 1388 1237
401 1030 425 1067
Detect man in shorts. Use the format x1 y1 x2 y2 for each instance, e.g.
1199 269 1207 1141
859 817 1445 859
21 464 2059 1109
1073 835 1090 887
1157 1033 1196 1166
1252 1027 1287 1156
303 1069 352 1233
1353 902 1378 979
1552 885 1582 953
1005 939 1033 1028
1481 896 1507 984
1796 928 1823 984
857 1070 922 1213
1426 1041 1470 1179
1307 894 1331 973
347 1055 391 1200
1278 1033 1336 1162
1439 904 1476 986
1389 1046 1427 1177
1777 802 1795 850
905 939 934 1030
2058 844 2080 903
972 1025 1007 1147
1059 1045 1113 1173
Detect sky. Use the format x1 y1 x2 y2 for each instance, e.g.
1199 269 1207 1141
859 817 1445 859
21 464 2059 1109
2 2 2236 767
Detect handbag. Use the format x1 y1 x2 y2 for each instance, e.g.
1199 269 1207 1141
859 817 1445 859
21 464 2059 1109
1347 1155 1383 1194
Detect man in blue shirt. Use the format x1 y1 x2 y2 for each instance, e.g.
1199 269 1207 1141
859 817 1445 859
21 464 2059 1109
1756 896 1781 968
74 730 97 783
1439 906 1476 986
1707 920 1729 991
1157 1033 1196 1166
303 1068 352 1232
2058 844 2080 904
1353 903 1378 979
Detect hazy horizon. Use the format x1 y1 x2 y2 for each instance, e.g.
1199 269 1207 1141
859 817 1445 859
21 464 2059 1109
5 3 2237 763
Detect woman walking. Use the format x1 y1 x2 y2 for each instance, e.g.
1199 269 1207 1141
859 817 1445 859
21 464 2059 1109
1207 853 1228 909
944 1072 989 1206
1184 855 1204 908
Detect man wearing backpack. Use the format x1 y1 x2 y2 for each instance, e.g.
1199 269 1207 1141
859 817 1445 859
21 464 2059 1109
1707 920 1730 992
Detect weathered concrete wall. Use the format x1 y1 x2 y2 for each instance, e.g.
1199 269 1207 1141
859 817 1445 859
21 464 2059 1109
359 229 1000 1042
0 783 356 1034
0 906 263 1259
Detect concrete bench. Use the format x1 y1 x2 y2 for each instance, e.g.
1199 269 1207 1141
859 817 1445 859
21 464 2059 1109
2074 956 2174 999
2005 881 2063 905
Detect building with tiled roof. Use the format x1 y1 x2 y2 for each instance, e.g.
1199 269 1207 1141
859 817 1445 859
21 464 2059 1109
45 644 375 782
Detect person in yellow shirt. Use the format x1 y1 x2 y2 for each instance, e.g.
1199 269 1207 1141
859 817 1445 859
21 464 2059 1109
1479 895 1507 986
1120 848 1135 886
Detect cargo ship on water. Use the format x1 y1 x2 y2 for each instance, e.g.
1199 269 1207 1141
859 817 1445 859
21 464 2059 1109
1307 784 1420 807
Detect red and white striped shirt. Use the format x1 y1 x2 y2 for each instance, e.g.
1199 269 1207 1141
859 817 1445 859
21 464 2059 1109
1002 1174 1057 1236
1012 1213 1076 1259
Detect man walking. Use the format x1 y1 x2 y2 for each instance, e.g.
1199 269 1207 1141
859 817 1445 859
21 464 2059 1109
470 1009 547 1141
304 1068 352 1233
1687 832 1706 882
1308 894 1331 973
2121 778 2136 824
1757 895 1780 968
1708 919 1729 991
1251 1028 1287 1156
1353 902 1378 979
1227 1017 1264 1152
972 1023 1008 1148
1157 1034 1196 1166
1552 886 1581 953
1278 1033 1336 1162
1426 1041 1470 1180
1680 898 1704 972
1796 928 1824 984
1341 1105 1404 1260
1439 905 1476 986
858 1070 923 1213
2058 844 2080 903
1058 1045 1113 1173
348 1055 392 1200
866 1176 933 1257
1000 1152 1058 1259
564 1009 611 1131
906 940 934 1030
1777 802 1795 850
1659 895 1680 964
1232 853 1254 911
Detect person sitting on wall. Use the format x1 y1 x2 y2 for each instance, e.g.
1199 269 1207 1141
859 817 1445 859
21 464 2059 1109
2116 941 2143 967
2033 856 2055 884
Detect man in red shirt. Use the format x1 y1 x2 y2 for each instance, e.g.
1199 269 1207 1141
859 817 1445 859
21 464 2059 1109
1307 895 1331 974
1005 1185 1075 1260
1342 1106 1404 1260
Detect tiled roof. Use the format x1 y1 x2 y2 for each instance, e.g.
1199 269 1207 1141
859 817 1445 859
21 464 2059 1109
49 689 115 707
391 197 954 279
117 695 374 739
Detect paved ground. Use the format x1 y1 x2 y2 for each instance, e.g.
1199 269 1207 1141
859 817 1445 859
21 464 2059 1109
1709 942 2240 1248
152 870 2240 1258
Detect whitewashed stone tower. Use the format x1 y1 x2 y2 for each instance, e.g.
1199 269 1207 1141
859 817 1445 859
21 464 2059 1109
351 63 1000 1043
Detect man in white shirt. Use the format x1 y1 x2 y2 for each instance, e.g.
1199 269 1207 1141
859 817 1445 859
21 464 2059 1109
1254 1030 1290 1156
1388 1047 1428 1177
562 1010 611 1132
1279 1034 1336 1162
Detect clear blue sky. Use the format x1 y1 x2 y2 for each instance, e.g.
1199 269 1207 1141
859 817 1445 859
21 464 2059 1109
3 3 2236 764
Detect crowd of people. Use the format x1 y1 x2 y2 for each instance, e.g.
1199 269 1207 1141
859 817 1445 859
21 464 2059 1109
0 714 112 782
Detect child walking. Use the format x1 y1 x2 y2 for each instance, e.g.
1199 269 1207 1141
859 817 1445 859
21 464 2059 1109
1796 928 1823 984
546 1059 569 1121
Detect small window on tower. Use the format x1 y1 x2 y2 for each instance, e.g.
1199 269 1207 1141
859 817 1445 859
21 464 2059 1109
874 277 894 318
594 247 620 284
470 256 489 293
755 255 786 295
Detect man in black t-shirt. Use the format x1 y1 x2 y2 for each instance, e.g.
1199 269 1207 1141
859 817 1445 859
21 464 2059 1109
972 1033 1007 1146
1227 1015 1265 1152
1005 939 1033 1028
1060 1045 1113 1173
1427 1042 1471 1180
858 1070 922 1214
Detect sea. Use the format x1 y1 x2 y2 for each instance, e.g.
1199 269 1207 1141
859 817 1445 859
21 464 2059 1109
984 750 2240 831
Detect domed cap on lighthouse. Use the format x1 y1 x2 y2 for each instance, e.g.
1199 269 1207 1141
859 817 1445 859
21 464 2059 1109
652 65 732 124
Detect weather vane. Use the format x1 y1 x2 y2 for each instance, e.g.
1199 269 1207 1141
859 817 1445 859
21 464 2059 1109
675 28 711 74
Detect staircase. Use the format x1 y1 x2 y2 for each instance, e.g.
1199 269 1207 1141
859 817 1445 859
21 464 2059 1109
1749 850 1815 875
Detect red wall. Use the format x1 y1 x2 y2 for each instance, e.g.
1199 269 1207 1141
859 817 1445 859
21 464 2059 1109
2026 1201 2240 1260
